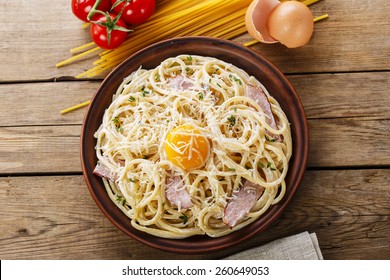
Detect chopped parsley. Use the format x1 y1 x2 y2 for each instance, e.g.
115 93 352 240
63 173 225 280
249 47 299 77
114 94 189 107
129 178 135 183
267 162 277 171
229 74 242 85
179 213 188 224
128 96 136 102
112 117 123 132
265 135 277 142
115 195 126 206
198 92 204 100
141 86 150 97
234 77 242 85
187 55 193 62
227 115 236 127
185 66 190 72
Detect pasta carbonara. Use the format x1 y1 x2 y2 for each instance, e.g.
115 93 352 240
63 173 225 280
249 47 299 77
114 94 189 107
94 55 292 238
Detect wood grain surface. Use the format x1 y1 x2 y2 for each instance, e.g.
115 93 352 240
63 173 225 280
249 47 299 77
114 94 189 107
0 0 389 81
0 169 388 260
0 0 389 260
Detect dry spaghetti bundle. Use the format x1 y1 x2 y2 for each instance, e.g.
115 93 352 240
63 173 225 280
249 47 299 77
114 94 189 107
59 0 328 114
58 0 252 78
57 0 327 83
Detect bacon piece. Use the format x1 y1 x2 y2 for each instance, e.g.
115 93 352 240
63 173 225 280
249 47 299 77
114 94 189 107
223 180 265 228
93 164 117 182
168 75 194 91
245 84 280 139
165 174 193 209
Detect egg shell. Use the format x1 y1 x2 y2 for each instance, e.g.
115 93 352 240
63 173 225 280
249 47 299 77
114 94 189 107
267 1 314 48
245 0 281 44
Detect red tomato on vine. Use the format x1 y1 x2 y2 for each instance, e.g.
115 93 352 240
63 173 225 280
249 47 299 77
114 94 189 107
111 0 156 25
90 13 132 49
72 0 112 22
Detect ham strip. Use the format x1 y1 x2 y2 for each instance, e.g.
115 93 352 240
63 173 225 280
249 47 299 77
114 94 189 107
165 174 193 209
223 180 265 228
245 84 280 139
93 164 117 182
168 75 194 91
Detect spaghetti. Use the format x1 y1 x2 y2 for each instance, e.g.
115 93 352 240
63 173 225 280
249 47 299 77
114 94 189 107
94 55 292 238
57 0 327 79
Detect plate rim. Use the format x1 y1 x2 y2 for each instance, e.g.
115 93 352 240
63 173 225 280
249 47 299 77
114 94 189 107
80 36 309 254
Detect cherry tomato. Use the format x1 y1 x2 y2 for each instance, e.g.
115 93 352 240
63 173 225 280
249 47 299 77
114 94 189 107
90 13 129 49
111 0 156 25
72 0 112 22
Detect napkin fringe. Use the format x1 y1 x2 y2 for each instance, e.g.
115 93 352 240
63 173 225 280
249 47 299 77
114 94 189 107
223 231 323 260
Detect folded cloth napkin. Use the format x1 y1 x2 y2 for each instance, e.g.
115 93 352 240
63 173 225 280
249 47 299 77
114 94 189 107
224 231 323 260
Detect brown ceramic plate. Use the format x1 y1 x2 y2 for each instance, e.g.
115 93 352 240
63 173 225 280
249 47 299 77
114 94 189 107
81 36 309 254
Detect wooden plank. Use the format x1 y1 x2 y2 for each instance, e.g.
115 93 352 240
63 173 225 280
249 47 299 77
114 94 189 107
288 72 390 119
233 169 390 260
243 0 390 74
0 81 99 126
0 0 389 82
0 169 388 259
0 72 389 127
0 0 95 82
0 117 389 174
0 126 80 174
308 118 390 168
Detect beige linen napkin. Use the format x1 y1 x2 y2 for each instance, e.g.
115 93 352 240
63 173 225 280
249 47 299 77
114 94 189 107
224 231 323 260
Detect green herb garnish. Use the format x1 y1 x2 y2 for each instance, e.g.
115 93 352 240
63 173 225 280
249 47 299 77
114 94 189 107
198 92 204 100
128 96 136 102
112 117 123 132
141 86 150 97
266 162 277 171
115 195 126 206
179 213 188 224
265 135 277 142
234 77 242 85
227 115 236 127
229 74 242 85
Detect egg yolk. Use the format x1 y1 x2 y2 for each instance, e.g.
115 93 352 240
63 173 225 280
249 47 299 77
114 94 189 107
165 124 210 170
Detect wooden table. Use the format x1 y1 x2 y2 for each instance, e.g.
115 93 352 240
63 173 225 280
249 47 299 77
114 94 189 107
0 0 389 260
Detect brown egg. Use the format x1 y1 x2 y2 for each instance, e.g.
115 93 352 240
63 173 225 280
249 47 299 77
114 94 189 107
245 0 281 44
267 1 314 48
